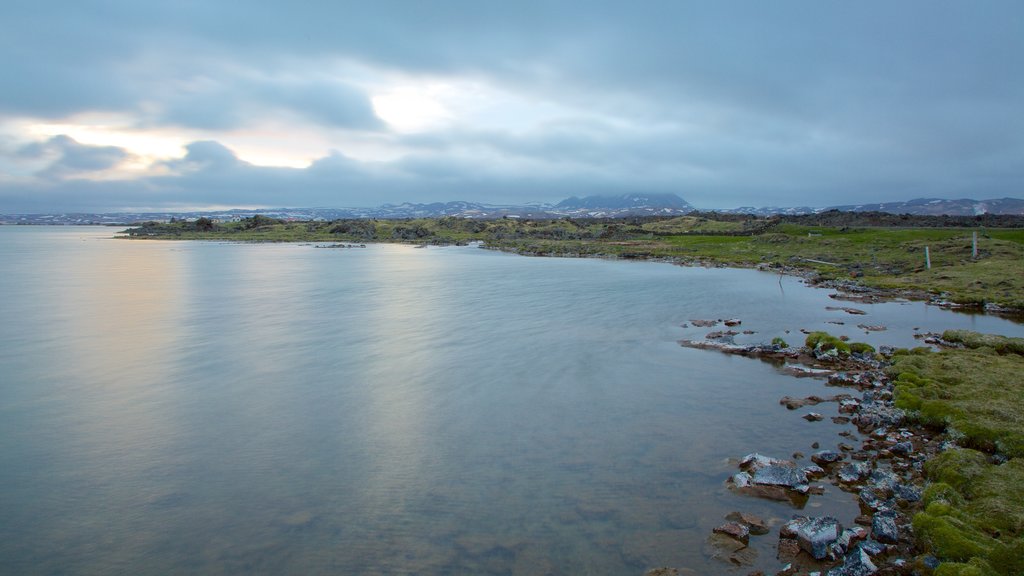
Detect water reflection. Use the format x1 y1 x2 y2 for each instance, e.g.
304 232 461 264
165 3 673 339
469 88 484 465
2 229 1024 576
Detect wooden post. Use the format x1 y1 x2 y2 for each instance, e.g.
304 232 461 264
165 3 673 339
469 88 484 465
972 231 978 259
925 246 931 270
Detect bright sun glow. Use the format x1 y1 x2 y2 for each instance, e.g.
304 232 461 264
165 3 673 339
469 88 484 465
371 86 451 132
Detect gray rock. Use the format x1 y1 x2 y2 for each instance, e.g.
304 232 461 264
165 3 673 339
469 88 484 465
860 539 887 556
827 546 878 576
868 470 900 492
739 453 791 472
752 465 808 488
802 465 827 479
891 441 913 456
838 461 872 483
872 510 900 544
893 483 922 503
803 412 824 422
812 450 844 465
783 516 843 560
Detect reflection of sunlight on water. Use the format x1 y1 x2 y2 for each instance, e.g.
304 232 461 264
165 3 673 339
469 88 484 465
36 237 192 572
356 245 445 503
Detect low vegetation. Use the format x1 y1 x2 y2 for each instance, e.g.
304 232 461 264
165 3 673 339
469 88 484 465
885 333 1024 574
124 212 1024 311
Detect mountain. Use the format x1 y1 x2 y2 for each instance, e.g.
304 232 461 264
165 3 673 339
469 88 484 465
715 197 1024 216
4 195 1023 225
555 193 693 212
828 197 1024 216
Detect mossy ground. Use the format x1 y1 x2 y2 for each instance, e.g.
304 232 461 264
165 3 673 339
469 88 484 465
887 333 1024 575
125 215 1024 311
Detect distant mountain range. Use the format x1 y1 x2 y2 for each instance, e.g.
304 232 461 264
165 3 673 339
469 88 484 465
2 195 1022 225
720 197 1024 217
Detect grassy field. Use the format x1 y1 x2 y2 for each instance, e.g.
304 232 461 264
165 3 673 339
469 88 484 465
124 214 1024 310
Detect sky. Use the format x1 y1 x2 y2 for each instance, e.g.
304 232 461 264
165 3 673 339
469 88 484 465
1 1 1022 213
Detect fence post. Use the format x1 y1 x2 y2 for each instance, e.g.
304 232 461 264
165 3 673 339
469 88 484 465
972 231 978 259
925 246 931 270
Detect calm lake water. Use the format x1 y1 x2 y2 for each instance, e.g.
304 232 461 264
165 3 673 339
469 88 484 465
1 226 1022 575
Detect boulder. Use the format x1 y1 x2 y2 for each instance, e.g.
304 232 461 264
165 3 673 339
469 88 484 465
803 412 824 422
826 546 878 576
811 450 844 466
782 516 843 560
739 453 792 472
872 509 900 544
891 441 913 456
838 461 872 483
752 465 808 488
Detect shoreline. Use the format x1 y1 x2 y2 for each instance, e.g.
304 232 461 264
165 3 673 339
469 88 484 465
675 335 934 574
117 228 1023 573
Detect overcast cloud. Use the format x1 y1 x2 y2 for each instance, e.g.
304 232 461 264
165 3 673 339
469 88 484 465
1 0 1021 212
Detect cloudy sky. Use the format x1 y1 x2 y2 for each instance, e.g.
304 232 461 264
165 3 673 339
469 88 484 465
1 1 1021 212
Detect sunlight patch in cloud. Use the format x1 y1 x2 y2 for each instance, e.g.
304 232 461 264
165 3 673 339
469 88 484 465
371 84 452 132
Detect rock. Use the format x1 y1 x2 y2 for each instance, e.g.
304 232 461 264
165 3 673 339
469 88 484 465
891 441 913 456
780 396 819 410
782 516 843 560
793 452 805 459
856 324 887 332
825 306 867 315
812 450 844 466
776 538 801 561
811 442 820 449
872 510 900 544
724 318 742 326
752 465 808 488
802 465 826 479
803 412 824 422
705 533 758 567
838 461 872 483
893 483 922 503
726 512 770 535
839 399 861 414
826 546 878 576
859 539 887 556
690 319 719 327
739 453 793 471
714 522 750 544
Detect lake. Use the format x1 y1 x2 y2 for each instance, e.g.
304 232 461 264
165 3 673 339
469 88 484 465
1 226 1021 575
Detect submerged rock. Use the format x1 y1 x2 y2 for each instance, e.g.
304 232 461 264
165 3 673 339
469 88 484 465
725 511 769 535
713 522 750 544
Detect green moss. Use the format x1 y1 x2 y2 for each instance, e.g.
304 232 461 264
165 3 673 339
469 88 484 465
804 331 851 354
926 450 992 493
849 341 875 355
771 336 789 348
942 330 1024 356
889 342 1024 457
914 449 1024 575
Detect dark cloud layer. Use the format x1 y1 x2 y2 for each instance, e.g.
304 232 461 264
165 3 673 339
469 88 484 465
1 1 1022 211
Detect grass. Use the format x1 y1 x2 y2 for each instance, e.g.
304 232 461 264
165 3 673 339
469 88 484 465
123 215 1024 311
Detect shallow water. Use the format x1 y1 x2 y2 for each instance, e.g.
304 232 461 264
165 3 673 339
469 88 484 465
1 226 1021 575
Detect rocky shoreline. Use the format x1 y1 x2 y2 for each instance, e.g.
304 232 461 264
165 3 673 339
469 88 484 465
658 321 949 576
